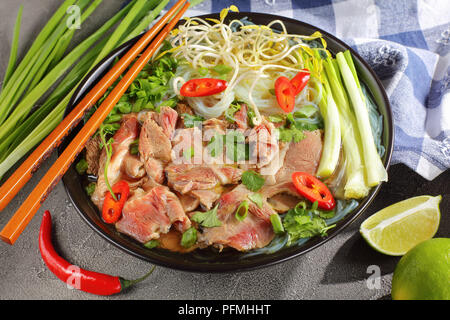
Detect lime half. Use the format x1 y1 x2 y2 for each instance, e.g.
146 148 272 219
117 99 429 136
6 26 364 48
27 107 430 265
360 195 442 256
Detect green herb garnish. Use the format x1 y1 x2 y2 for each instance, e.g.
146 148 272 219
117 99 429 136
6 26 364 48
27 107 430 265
235 200 249 221
224 103 241 123
181 227 197 248
248 193 263 208
144 240 159 249
75 158 88 175
191 204 222 228
182 113 204 128
268 114 285 123
241 170 265 192
270 214 285 234
277 126 306 143
85 182 96 196
283 200 336 245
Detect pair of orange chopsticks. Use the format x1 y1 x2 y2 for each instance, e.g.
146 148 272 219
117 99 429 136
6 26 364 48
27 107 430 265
0 0 190 245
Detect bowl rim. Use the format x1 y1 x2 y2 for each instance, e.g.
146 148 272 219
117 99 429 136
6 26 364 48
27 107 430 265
61 11 394 273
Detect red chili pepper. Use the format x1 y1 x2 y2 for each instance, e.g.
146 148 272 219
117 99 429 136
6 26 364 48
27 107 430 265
39 210 155 296
102 180 130 224
292 172 336 210
180 78 227 97
274 76 296 113
290 69 310 96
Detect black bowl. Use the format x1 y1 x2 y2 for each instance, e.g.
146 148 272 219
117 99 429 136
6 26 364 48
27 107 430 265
60 12 394 272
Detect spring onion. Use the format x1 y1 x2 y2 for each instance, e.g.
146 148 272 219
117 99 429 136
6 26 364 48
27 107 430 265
2 5 22 87
235 200 249 221
336 51 387 187
0 0 192 179
316 68 341 178
270 214 284 234
323 58 369 199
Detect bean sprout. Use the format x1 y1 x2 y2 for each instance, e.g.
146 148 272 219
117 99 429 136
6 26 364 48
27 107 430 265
167 14 324 121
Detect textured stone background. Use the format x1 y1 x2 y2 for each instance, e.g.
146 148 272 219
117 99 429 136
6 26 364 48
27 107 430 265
0 0 448 300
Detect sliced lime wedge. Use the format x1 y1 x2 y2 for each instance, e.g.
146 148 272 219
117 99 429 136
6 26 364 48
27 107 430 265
360 195 442 256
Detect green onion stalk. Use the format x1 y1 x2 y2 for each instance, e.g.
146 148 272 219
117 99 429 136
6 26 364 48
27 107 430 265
336 51 387 187
0 0 193 179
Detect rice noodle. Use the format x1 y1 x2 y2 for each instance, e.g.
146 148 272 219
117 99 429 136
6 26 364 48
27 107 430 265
167 15 324 121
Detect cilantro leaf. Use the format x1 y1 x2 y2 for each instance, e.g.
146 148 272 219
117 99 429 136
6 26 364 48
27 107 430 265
182 113 204 128
181 227 197 248
191 204 222 228
225 103 241 123
143 240 159 249
248 193 263 208
277 126 305 143
85 182 96 196
283 201 336 246
75 158 88 175
242 170 265 192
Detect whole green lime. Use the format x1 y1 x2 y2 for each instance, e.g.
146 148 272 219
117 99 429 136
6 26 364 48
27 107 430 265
391 238 450 300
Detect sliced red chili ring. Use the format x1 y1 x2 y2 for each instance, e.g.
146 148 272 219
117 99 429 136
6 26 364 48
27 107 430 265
290 69 310 96
292 172 336 210
274 76 296 113
180 78 227 97
102 180 130 224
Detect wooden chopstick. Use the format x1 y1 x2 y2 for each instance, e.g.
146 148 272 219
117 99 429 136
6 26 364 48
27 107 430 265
0 1 190 245
0 0 187 213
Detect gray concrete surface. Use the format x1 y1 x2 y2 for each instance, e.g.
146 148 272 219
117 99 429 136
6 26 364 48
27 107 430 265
0 0 448 300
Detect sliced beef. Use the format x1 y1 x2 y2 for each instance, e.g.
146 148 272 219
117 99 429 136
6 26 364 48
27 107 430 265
158 229 198 253
267 193 300 212
122 153 146 179
234 103 248 130
178 193 200 213
176 102 194 116
165 163 242 209
199 184 276 251
91 115 140 208
189 189 222 210
203 118 227 138
139 113 174 184
115 186 191 243
274 130 323 183
157 106 178 139
248 119 279 168
260 181 302 212
170 127 203 164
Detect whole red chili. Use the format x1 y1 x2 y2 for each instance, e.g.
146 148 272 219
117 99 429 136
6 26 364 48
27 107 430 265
39 210 155 296
180 78 227 97
102 180 130 224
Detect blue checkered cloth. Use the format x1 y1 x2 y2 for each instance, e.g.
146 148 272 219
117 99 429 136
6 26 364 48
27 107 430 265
166 0 450 180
